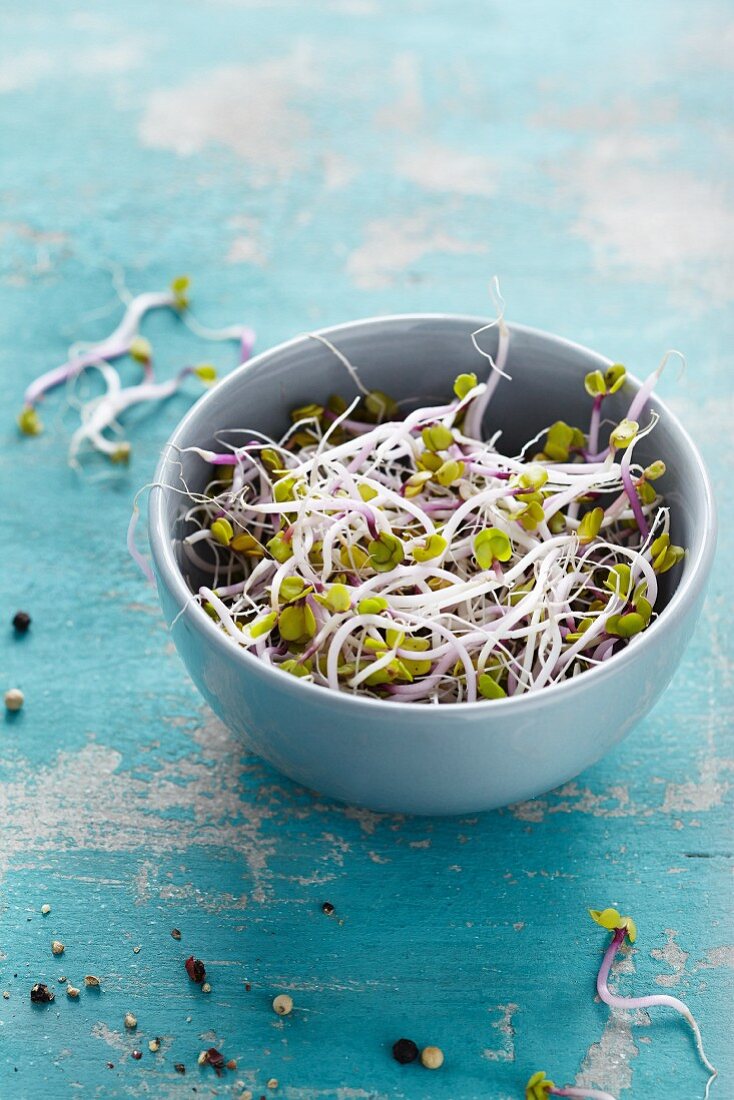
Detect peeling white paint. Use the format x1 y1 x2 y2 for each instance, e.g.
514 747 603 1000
139 43 318 182
347 212 485 289
227 235 268 266
0 50 54 94
686 20 734 69
550 132 734 305
322 151 358 191
650 929 688 987
696 946 734 970
0 715 277 899
91 1022 129 1052
483 1002 518 1062
575 1011 643 1095
661 756 731 814
374 52 423 132
0 36 144 96
395 140 496 197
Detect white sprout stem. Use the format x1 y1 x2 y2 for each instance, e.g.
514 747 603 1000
598 929 717 1096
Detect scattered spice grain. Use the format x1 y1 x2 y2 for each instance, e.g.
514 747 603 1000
420 1046 444 1070
4 689 24 712
12 611 31 633
392 1038 419 1064
272 994 293 1016
30 983 54 1003
184 955 206 982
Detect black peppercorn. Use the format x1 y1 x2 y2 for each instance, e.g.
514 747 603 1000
171 928 182 940
392 1037 419 1064
174 1063 186 1074
131 1051 142 1061
321 901 335 915
12 611 31 633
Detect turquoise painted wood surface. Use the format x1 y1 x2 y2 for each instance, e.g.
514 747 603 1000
1 2 732 1097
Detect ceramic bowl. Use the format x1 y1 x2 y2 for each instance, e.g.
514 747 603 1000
149 315 715 815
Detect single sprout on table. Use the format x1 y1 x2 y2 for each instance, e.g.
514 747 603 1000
18 275 255 467
589 907 717 1098
167 310 685 704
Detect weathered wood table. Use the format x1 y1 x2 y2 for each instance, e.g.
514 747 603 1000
1 2 732 1096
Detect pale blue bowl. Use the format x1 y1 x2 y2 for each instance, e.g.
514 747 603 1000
149 316 715 815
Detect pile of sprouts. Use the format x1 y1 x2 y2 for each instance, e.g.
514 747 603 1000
177 314 684 704
18 274 254 467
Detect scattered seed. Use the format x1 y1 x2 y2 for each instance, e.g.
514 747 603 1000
12 611 31 633
204 1048 226 1076
184 956 206 983
58 976 67 984
420 1045 444 1070
84 975 100 987
239 1092 253 1100
321 901 335 915
174 1063 186 1074
2 991 9 999
244 982 251 991
171 928 182 940
124 1012 137 1030
107 1062 114 1070
4 688 24 712
131 1051 142 1061
51 940 64 956
392 1038 419 1064
202 982 212 994
41 904 51 916
267 1079 278 1090
198 1051 209 1066
148 1038 161 1053
272 994 293 1016
226 1059 237 1070
133 946 141 954
66 985 80 998
30 983 54 1003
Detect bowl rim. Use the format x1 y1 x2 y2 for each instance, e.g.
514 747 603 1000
149 313 716 714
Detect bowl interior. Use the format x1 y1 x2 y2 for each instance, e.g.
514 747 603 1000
157 316 707 624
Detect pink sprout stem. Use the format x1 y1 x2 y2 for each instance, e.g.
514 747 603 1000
620 454 650 538
588 394 603 455
598 928 717 1096
24 288 176 407
24 340 129 407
